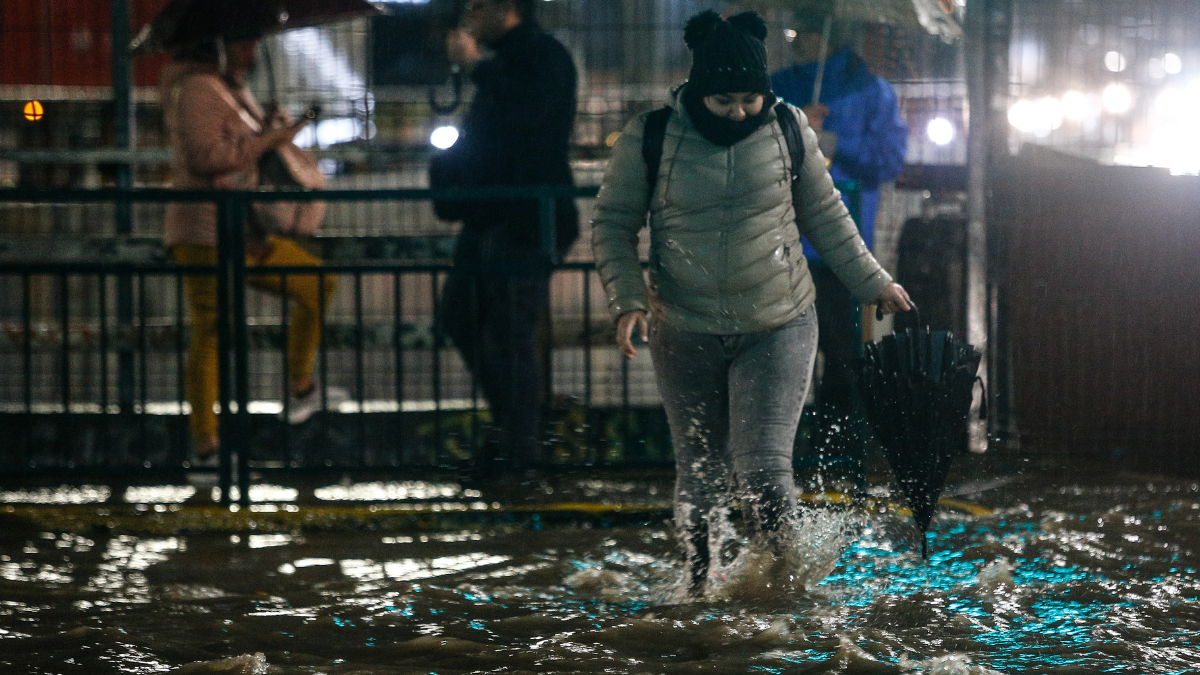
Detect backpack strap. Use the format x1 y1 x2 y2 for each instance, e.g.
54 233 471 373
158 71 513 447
773 100 805 183
641 106 673 199
640 101 805 206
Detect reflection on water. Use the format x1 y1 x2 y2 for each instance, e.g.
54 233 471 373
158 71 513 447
2 469 1200 674
0 485 111 504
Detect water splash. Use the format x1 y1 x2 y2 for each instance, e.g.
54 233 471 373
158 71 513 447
704 506 865 600
172 652 268 675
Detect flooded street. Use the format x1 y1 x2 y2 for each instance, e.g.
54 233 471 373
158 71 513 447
2 463 1200 674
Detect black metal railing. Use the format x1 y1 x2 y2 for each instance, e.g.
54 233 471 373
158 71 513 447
0 186 684 504
0 181 873 504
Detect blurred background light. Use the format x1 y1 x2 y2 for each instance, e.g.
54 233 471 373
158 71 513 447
1104 51 1127 73
1007 99 1036 133
1154 87 1185 119
1164 52 1183 74
1007 97 1065 136
23 100 43 121
926 117 955 145
294 118 364 149
430 125 459 149
1060 90 1088 119
1102 83 1133 113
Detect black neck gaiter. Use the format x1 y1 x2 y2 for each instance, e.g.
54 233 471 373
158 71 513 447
683 87 773 147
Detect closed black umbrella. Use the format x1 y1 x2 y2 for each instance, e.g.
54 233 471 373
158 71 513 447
130 0 379 55
859 306 983 558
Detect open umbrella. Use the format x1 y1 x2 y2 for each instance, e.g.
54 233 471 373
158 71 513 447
767 0 962 41
130 0 379 55
756 0 961 104
858 305 983 558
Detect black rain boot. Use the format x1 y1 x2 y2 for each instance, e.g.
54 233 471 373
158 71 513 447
685 524 710 597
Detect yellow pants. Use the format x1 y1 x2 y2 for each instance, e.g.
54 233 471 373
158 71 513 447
173 237 335 446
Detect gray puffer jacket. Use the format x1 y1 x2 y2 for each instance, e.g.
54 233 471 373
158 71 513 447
591 85 893 335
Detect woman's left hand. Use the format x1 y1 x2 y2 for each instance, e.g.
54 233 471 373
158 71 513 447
875 282 913 315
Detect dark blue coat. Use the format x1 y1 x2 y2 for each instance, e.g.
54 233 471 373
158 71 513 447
772 49 907 259
430 21 579 253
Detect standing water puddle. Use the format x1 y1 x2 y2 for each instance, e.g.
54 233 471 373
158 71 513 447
1 466 1199 674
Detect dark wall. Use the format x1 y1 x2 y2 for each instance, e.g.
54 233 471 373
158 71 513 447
996 146 1200 470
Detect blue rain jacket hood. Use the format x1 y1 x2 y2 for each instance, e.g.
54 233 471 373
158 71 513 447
772 49 908 258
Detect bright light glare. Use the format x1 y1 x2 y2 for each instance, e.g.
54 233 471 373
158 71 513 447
926 117 955 145
1102 83 1133 114
430 125 460 149
1007 97 1064 136
1104 51 1127 73
1146 83 1200 174
1061 91 1089 120
1155 88 1186 119
293 118 363 149
1007 100 1036 133
1165 52 1183 75
1034 97 1062 136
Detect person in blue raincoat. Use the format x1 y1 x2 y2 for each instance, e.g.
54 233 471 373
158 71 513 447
771 16 908 474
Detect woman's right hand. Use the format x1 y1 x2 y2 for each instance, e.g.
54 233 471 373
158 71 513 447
801 103 830 131
616 310 649 360
261 117 309 150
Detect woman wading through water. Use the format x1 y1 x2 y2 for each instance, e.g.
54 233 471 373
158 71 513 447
591 10 912 596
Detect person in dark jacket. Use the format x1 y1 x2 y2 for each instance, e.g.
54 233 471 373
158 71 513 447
431 0 579 463
770 17 908 474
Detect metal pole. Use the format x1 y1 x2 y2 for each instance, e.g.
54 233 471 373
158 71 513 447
111 0 137 415
810 14 834 105
986 0 1015 447
110 0 134 176
538 196 558 262
965 0 991 453
231 199 251 507
216 198 234 505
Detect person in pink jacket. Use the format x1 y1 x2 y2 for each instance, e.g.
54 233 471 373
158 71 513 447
161 37 345 466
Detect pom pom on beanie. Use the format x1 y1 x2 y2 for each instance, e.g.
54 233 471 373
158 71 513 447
685 11 771 98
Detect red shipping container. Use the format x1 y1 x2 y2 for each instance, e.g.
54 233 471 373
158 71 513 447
1 0 170 87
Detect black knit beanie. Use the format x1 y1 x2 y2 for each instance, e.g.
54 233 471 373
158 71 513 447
685 11 771 98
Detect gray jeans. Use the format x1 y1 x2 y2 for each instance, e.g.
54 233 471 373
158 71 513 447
650 310 818 557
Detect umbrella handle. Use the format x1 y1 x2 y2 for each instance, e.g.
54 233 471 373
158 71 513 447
876 300 920 328
261 41 278 105
810 14 834 105
429 67 463 115
974 375 987 421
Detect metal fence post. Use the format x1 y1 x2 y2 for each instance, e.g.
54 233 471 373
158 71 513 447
215 196 234 505
112 0 137 417
538 194 558 262
231 197 252 507
539 196 558 459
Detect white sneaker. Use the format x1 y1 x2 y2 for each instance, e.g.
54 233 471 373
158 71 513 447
286 385 350 424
